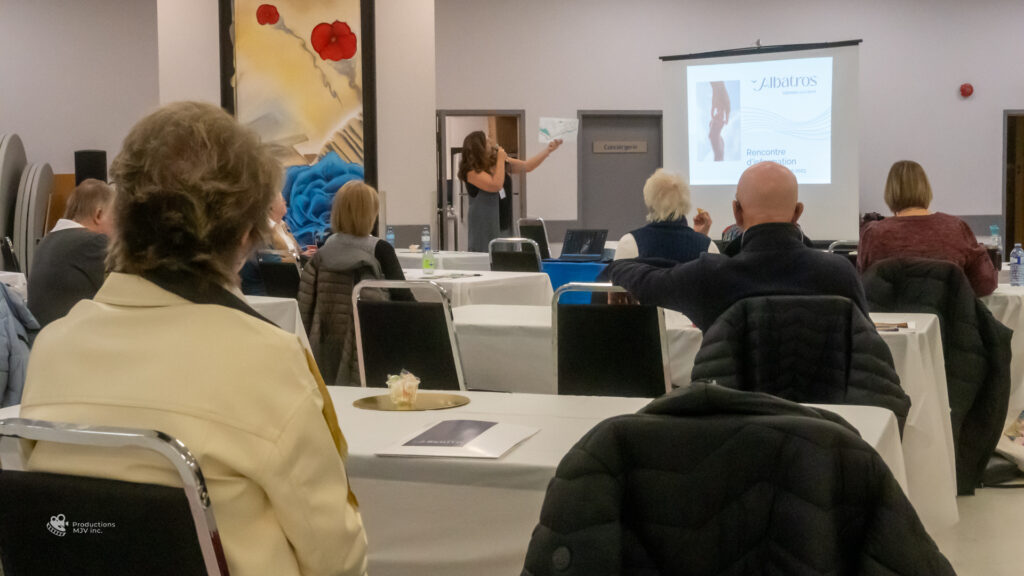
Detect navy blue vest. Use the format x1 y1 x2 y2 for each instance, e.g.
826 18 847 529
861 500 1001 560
630 218 711 263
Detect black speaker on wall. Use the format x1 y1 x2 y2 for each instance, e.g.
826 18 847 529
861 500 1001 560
74 150 107 185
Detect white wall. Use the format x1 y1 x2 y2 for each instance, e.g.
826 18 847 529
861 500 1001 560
156 0 221 106
149 0 437 227
444 115 487 178
375 0 437 227
0 0 159 173
436 0 1024 221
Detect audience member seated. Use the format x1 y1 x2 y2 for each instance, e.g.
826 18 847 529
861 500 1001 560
27 179 113 327
606 161 868 331
240 191 315 295
19 102 368 576
858 159 997 296
298 180 410 385
613 169 718 261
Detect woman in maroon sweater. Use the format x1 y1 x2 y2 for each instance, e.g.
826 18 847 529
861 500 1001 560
858 160 997 296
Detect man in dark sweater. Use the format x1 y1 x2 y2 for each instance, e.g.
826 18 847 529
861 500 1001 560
606 162 868 331
28 179 113 327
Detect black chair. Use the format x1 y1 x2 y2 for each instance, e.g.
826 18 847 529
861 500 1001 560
488 237 543 272
0 418 229 576
827 239 859 267
691 295 911 433
256 251 300 299
553 282 671 398
516 217 552 260
352 279 466 390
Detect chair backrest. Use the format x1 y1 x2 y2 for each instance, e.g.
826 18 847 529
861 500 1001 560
827 240 859 266
352 279 466 390
0 418 228 576
553 282 671 398
256 251 300 298
826 240 859 253
488 237 542 272
516 218 551 260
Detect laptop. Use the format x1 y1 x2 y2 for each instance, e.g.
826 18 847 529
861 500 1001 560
559 229 608 262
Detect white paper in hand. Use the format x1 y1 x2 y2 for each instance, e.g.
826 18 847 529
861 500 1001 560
539 117 579 143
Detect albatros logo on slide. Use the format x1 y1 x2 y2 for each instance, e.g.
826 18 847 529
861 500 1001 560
750 75 818 91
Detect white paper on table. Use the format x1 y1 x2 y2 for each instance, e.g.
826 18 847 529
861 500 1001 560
539 117 579 143
376 419 539 459
874 320 917 332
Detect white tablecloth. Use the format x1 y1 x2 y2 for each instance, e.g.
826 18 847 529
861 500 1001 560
396 250 490 272
871 312 959 528
452 305 958 529
245 295 311 352
403 269 553 307
981 285 1024 423
0 388 904 576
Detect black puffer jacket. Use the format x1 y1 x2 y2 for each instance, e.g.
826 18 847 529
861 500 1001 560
522 383 955 576
863 257 1012 495
298 246 385 386
690 296 911 433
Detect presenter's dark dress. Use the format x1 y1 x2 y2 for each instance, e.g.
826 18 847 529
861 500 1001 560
465 169 513 253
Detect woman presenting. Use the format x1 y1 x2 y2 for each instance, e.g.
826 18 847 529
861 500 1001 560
459 130 561 252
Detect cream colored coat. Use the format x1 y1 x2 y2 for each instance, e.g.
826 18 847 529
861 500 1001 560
20 273 368 576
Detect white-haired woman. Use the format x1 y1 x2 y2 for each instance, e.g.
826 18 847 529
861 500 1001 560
614 169 718 261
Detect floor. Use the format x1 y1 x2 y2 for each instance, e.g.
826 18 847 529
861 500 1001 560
931 487 1024 575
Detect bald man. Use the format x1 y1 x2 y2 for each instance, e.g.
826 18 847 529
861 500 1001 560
606 162 868 331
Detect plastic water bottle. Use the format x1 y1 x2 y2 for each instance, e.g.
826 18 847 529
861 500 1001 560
990 225 1003 255
421 226 436 274
385 225 396 247
1011 243 1024 287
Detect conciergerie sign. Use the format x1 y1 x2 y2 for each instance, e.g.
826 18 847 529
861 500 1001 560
593 141 648 154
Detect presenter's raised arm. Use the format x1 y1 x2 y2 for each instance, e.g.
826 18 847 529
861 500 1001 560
509 139 562 174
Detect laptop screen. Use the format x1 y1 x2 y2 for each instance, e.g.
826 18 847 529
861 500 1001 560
561 229 607 256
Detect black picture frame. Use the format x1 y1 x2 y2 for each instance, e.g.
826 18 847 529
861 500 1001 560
217 0 377 188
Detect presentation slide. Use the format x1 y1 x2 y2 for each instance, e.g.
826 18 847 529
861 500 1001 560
686 57 833 185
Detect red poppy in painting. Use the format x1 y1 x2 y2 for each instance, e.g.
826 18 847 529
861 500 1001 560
256 4 279 25
310 21 357 61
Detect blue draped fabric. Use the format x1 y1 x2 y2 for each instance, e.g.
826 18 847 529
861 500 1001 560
282 153 364 246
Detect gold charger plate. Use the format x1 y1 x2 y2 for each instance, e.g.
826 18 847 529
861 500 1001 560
353 392 470 411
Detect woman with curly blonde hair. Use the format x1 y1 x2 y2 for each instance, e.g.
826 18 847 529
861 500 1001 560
20 102 368 576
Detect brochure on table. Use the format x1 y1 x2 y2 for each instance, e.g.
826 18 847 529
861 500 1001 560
377 419 540 459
